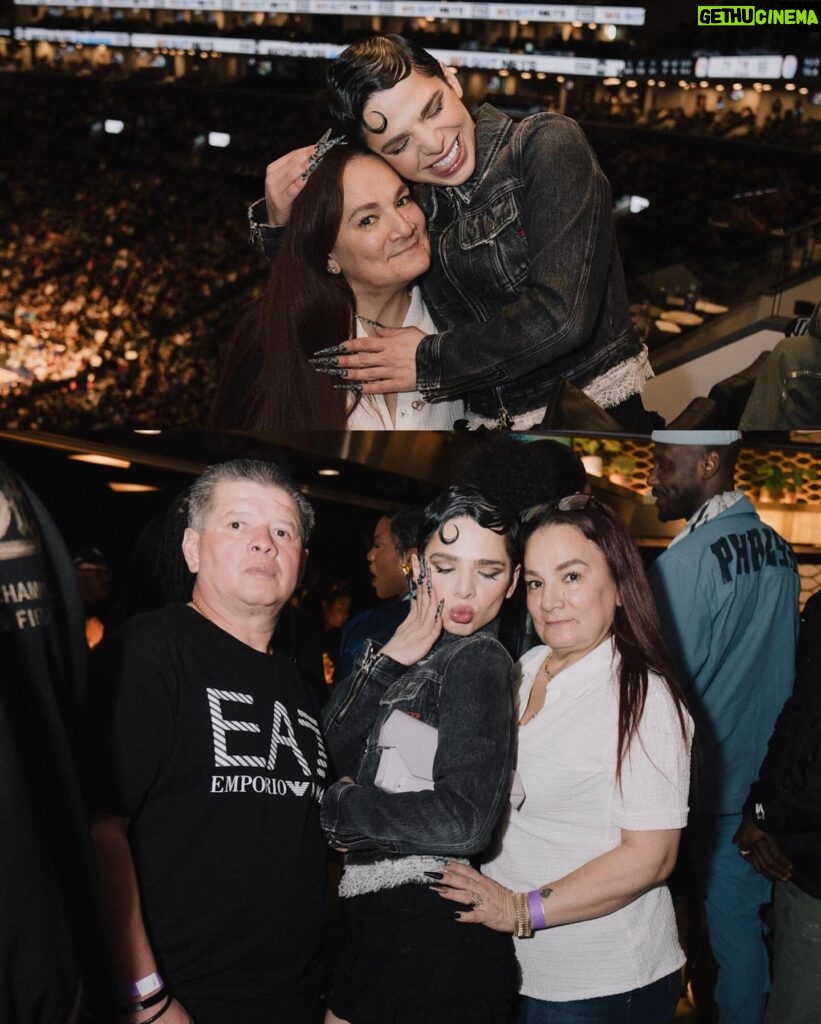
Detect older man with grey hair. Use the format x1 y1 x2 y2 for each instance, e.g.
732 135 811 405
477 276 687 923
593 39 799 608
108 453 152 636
87 459 328 1024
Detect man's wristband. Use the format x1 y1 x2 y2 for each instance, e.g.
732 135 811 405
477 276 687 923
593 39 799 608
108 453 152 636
125 972 164 1000
118 985 167 1015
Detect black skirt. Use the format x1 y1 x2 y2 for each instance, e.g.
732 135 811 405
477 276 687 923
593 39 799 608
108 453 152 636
327 881 518 1024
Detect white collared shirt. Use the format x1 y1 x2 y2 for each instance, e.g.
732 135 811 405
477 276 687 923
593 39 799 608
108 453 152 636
346 287 464 430
483 638 693 1001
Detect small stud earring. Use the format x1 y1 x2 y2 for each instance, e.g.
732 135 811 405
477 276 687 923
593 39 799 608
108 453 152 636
327 259 341 275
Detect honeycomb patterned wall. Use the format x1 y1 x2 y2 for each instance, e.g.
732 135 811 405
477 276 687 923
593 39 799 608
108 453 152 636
571 437 821 607
573 438 821 507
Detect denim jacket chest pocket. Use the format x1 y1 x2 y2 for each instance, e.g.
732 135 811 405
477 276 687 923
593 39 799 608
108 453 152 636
452 188 529 299
378 668 442 725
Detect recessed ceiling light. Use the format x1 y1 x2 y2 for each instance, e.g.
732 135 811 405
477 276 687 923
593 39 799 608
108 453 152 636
108 482 160 493
69 454 131 469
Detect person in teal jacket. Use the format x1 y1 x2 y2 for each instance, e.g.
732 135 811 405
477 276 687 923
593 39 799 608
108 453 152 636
648 429 800 1024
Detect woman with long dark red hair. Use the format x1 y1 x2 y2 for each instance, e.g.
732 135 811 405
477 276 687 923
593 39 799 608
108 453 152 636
211 143 463 430
432 496 694 1024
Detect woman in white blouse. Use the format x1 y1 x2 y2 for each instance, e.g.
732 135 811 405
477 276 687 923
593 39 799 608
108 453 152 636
432 494 694 1024
211 141 462 431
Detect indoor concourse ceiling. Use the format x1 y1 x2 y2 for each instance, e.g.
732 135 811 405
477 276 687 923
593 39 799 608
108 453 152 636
1 429 819 556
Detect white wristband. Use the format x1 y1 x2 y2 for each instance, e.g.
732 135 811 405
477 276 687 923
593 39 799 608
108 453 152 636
129 972 164 999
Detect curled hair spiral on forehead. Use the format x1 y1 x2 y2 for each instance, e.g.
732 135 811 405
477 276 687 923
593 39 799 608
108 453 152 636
523 500 688 782
420 485 520 565
327 34 448 142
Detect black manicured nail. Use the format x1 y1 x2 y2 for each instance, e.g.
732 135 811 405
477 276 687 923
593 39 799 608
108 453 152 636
424 870 444 879
312 343 346 357
310 357 340 369
332 383 362 393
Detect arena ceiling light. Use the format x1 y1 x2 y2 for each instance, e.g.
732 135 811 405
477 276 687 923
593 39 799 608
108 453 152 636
104 119 124 134
208 131 231 148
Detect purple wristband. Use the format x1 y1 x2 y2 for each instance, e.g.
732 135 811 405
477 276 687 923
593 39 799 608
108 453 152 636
527 889 547 931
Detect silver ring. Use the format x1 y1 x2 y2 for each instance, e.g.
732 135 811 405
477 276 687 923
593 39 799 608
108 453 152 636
472 891 484 908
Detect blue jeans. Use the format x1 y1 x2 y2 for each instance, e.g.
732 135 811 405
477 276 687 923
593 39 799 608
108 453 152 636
517 971 680 1023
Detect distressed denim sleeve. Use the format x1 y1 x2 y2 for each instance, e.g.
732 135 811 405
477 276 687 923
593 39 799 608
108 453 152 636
416 118 617 399
320 638 515 856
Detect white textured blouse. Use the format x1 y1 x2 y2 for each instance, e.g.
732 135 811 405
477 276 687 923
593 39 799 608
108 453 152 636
346 287 464 431
483 638 693 1002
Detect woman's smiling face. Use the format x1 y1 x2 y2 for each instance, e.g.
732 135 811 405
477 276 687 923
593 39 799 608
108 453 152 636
425 515 519 636
328 154 430 300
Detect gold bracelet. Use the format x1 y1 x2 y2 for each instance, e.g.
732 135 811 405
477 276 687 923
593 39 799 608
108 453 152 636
512 890 533 938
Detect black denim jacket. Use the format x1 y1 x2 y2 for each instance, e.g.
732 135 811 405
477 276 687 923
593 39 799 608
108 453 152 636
320 626 515 863
248 106 640 424
415 105 642 422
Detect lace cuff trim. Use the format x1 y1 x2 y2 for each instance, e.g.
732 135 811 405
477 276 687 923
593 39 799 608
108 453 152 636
338 855 469 898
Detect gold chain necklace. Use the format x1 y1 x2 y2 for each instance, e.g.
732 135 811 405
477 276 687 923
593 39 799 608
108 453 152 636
356 314 386 330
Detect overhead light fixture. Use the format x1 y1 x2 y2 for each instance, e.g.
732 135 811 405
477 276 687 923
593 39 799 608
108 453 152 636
318 468 340 477
108 482 161 493
133 429 162 435
69 454 131 469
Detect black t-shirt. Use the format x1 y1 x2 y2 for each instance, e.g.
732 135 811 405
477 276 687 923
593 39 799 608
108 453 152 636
0 460 97 1023
87 603 328 1020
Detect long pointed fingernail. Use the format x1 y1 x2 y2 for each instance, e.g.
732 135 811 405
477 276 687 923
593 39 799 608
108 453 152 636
424 871 444 879
314 365 346 377
332 383 362 393
312 344 346 357
308 356 340 368
434 599 444 623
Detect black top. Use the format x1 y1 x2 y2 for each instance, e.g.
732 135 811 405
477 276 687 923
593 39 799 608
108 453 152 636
87 603 328 1019
746 591 821 898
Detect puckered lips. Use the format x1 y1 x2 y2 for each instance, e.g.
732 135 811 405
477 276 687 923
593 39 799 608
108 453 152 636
449 604 474 625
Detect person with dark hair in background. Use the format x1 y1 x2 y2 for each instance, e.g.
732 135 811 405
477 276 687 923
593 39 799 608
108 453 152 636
335 505 422 680
732 589 821 1024
321 485 521 1024
73 546 114 648
453 434 588 660
260 34 659 430
433 496 692 1024
647 430 800 1024
215 141 461 430
86 459 329 1024
0 458 101 1023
